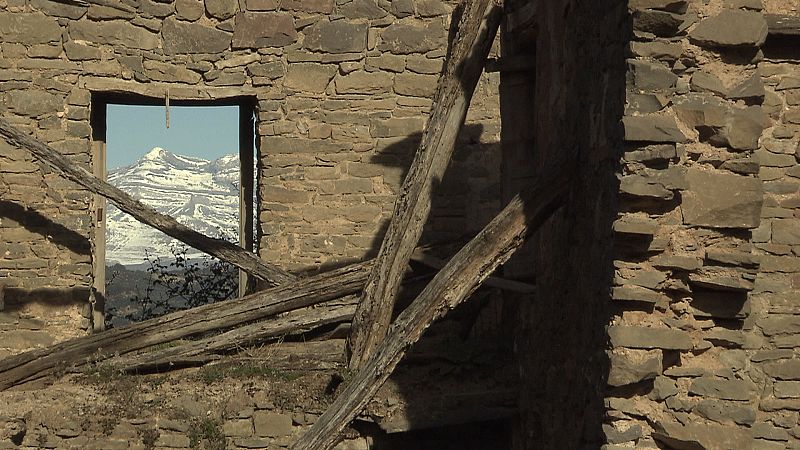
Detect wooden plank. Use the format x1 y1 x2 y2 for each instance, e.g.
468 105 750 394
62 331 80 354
0 117 295 286
766 14 800 36
346 0 503 371
0 261 371 390
112 298 358 372
291 164 570 450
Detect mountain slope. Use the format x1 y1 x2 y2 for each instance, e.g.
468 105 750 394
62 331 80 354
106 147 242 266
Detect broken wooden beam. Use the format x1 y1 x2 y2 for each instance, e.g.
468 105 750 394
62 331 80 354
291 164 571 450
0 261 371 390
0 117 294 286
347 0 503 370
111 297 359 373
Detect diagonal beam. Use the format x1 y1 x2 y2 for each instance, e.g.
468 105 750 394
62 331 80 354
292 164 571 450
346 0 503 370
0 117 295 286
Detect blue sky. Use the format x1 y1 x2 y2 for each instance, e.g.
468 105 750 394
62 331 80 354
106 104 240 170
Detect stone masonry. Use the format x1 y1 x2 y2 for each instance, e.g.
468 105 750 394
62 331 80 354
0 0 501 354
605 0 800 448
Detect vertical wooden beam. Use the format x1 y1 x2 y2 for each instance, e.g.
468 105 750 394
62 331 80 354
346 0 503 370
90 98 108 332
239 102 256 296
292 165 570 450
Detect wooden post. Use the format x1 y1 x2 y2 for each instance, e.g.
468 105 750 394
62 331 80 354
346 0 503 370
292 165 571 450
0 117 295 286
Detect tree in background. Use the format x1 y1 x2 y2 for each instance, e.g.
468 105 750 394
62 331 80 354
105 243 238 327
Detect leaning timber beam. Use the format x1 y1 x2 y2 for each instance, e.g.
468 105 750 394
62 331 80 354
111 297 359 373
347 0 503 370
0 117 294 286
291 165 571 450
0 261 371 390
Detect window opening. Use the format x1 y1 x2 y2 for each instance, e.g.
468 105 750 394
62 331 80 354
91 96 257 328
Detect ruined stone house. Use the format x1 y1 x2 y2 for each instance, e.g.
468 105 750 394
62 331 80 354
1 0 800 447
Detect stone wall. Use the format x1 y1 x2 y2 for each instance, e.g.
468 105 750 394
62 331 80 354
0 0 501 351
603 0 800 448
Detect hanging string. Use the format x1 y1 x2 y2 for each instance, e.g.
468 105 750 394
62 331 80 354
165 88 170 129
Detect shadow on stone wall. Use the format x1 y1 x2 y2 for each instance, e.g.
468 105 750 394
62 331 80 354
0 200 91 256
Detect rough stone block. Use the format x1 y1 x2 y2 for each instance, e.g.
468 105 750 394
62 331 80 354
5 90 62 117
772 219 800 245
689 376 756 400
775 381 800 398
622 115 687 143
694 400 756 425
394 72 438 98
280 0 333 13
370 117 425 138
69 20 159 50
339 0 388 19
607 348 663 386
176 0 205 20
253 411 292 437
335 71 392 94
608 325 693 350
284 63 337 93
633 10 687 37
222 419 253 437
681 168 762 229
206 0 239 19
0 13 62 44
161 18 231 55
304 19 368 53
652 422 752 449
232 12 297 48
378 20 447 55
690 10 768 47
262 186 312 203
612 285 668 303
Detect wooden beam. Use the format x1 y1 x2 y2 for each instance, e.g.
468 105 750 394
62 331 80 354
291 165 570 450
766 14 800 36
111 297 358 373
0 117 295 286
0 261 371 390
346 0 503 371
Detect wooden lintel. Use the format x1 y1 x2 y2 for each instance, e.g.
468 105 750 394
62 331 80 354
766 14 800 36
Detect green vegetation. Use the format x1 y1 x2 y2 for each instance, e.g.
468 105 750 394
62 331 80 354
198 361 300 385
188 418 225 450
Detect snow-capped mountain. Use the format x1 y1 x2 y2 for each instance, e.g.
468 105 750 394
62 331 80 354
106 147 242 267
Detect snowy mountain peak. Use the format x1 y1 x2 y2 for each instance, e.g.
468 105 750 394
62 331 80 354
106 149 241 266
143 147 166 160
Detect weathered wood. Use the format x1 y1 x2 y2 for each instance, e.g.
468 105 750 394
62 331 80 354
766 14 800 36
291 165 571 450
0 117 294 286
0 261 371 390
112 297 358 373
347 0 503 370
409 248 535 294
